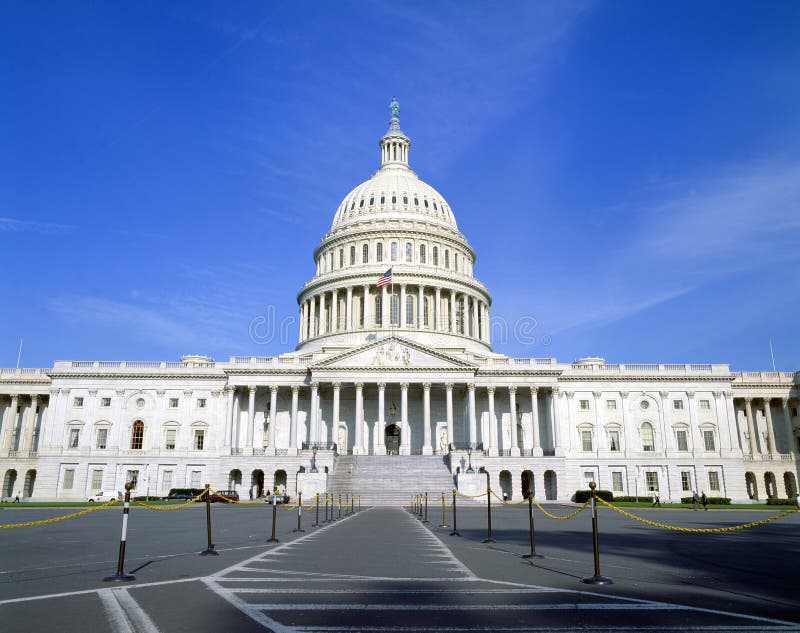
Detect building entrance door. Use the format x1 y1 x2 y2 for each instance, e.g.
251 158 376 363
385 424 401 455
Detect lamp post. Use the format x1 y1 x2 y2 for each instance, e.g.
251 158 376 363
466 446 474 473
310 445 318 473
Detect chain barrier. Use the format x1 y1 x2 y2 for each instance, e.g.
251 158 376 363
456 489 489 499
490 489 528 506
596 497 799 533
134 487 210 511
532 497 590 520
0 496 120 529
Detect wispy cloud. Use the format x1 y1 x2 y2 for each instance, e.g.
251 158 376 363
0 217 74 234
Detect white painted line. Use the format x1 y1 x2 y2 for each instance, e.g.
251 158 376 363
98 588 160 633
98 589 136 633
226 587 569 594
245 603 698 611
289 627 799 632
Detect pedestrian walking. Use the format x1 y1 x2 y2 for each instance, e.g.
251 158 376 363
13 490 21 503
652 494 661 508
701 492 708 511
691 491 700 510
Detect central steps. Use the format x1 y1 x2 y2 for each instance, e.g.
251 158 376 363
327 455 455 506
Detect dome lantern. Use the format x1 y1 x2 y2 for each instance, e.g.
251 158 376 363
379 96 410 167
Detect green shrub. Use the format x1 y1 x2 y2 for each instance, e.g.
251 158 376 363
766 498 798 506
680 496 730 505
574 489 613 503
612 496 653 503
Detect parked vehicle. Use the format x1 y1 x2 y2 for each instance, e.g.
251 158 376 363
88 491 122 503
266 493 289 504
209 490 239 503
164 491 195 501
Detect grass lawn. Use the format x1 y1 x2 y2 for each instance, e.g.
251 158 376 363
612 501 797 510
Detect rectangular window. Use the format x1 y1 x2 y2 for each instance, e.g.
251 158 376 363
126 470 139 487
63 469 75 490
69 428 80 448
194 429 205 450
673 400 684 410
73 397 84 407
608 430 620 451
708 471 721 492
703 430 715 451
100 397 111 407
581 430 593 452
579 400 590 410
681 471 692 492
162 470 173 494
606 400 617 410
169 398 179 408
792 407 798 417
190 470 202 488
611 471 623 492
676 430 688 452
583 471 595 484
165 429 176 450
699 400 711 410
645 471 659 492
197 398 207 409
91 469 103 490
96 428 108 450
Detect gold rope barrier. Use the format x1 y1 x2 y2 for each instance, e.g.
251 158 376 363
134 487 209 511
490 489 528 506
532 497 590 520
596 497 799 533
456 489 489 499
0 497 121 529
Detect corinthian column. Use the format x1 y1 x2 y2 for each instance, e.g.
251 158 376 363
422 383 432 455
400 383 410 455
509 387 520 456
354 383 364 454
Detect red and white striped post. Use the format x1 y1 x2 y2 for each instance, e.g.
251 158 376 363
103 482 136 582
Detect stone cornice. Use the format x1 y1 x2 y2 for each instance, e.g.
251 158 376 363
557 374 733 383
315 223 474 259
48 371 226 381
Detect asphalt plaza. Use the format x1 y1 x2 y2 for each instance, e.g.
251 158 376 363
0 499 798 632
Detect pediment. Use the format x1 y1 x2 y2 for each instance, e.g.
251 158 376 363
313 336 476 370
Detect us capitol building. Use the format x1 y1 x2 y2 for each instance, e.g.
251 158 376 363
2 100 799 503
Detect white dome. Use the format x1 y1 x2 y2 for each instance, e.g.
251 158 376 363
331 164 458 230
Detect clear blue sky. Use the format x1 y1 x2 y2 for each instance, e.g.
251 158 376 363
2 1 799 370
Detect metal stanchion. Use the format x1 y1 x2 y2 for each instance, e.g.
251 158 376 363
423 492 429 523
439 491 449 528
522 493 542 559
199 484 218 556
350 495 354 514
581 482 612 585
358 495 361 511
293 491 305 533
267 494 279 543
482 476 495 544
314 492 320 527
449 489 460 536
103 482 136 581
324 493 330 522
338 494 342 519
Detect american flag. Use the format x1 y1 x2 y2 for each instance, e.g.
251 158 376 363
376 267 393 287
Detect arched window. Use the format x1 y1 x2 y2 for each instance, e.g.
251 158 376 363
403 195 408 204
362 243 369 263
329 252 334 270
641 422 655 452
432 246 439 266
359 199 364 208
339 249 344 268
391 242 398 261
369 197 374 206
444 250 450 269
375 295 383 326
391 195 397 204
377 243 383 262
390 293 400 326
423 297 430 326
350 246 355 265
419 244 426 263
130 421 144 450
454 253 459 271
405 242 412 262
406 295 414 325
380 195 385 205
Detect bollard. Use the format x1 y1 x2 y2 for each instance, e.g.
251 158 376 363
423 492 429 523
314 492 320 527
338 494 342 519
350 495 354 514
358 495 361 511
521 493 543 559
267 494 280 543
581 482 613 584
199 484 219 556
482 483 495 544
293 492 305 533
103 482 136 581
325 493 330 522
449 489 460 536
439 491 449 528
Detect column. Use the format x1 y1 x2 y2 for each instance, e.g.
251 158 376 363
299 302 306 343
509 386 520 456
331 289 339 333
417 285 424 329
434 288 441 331
449 291 455 333
446 383 454 449
713 391 733 453
468 383 477 448
363 284 370 329
224 387 235 448
687 391 703 455
267 386 278 455
331 382 340 449
620 391 633 456
530 387 542 456
321 292 328 334
309 382 319 449
381 285 388 328
483 304 491 342
763 398 777 457
316 294 323 335
1 395 19 452
346 287 353 331
745 397 758 455
782 398 794 453
593 390 605 453
354 383 364 454
289 386 299 455
19 394 38 453
376 383 386 455
246 386 256 451
400 383 410 454
421 383 432 455
551 388 563 455
724 393 740 454
399 284 406 328
487 386 498 456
